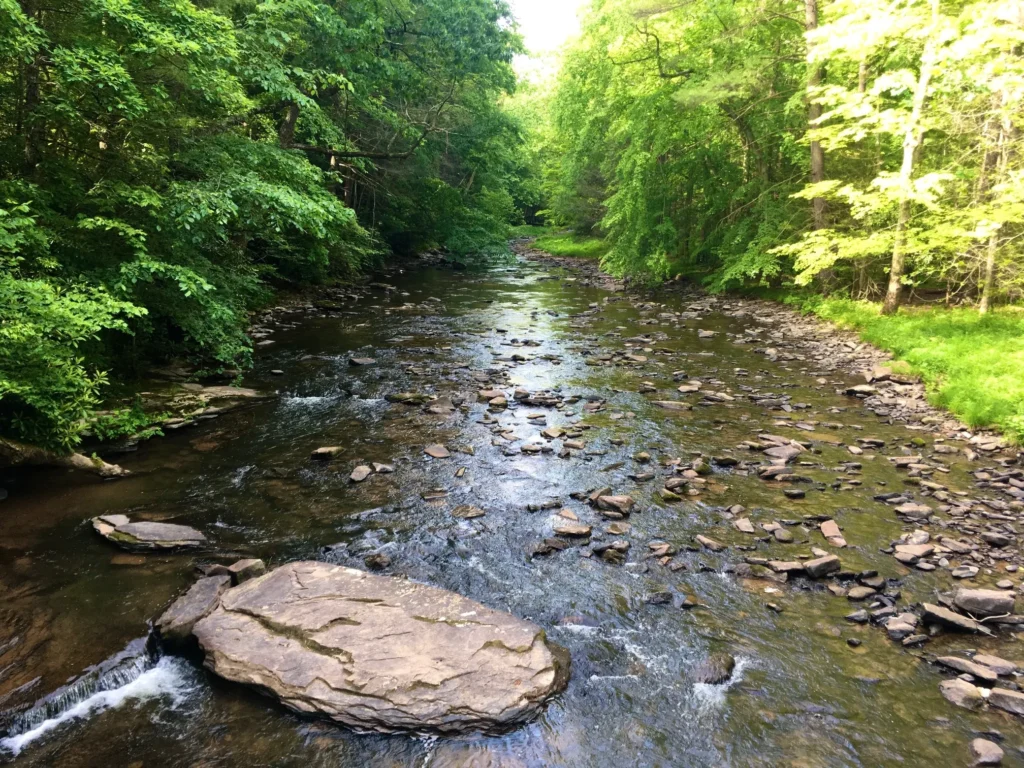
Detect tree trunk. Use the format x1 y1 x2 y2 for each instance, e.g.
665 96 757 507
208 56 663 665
979 96 1008 314
979 231 998 314
805 0 826 232
20 0 42 176
881 0 940 316
0 438 129 478
279 102 300 147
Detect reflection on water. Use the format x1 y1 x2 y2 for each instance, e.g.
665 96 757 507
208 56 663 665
0 259 1020 767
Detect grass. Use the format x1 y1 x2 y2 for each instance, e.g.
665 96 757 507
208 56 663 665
509 223 553 237
532 231 610 259
794 297 1024 443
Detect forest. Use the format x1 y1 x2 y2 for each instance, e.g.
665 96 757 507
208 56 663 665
531 0 1023 307
2 0 1023 450
0 0 529 450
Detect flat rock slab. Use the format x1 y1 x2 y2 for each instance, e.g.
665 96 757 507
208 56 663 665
158 574 231 643
192 561 569 734
92 517 207 551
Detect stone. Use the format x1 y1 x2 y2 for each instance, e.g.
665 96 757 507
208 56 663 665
690 653 735 684
886 620 916 641
311 446 344 460
773 528 794 543
767 560 804 574
595 495 636 515
804 554 841 579
227 558 266 585
846 586 876 601
820 520 845 543
350 465 373 483
92 518 207 552
894 543 934 559
922 603 980 633
982 532 1012 548
424 444 451 459
651 401 692 411
531 538 570 557
939 678 985 710
969 738 1004 765
895 502 932 518
973 654 1017 676
952 566 980 579
734 518 755 534
452 505 486 519
363 553 391 570
989 688 1024 716
193 562 570 734
349 357 376 366
695 535 725 552
936 656 998 683
157 574 231 644
554 523 591 537
954 589 1015 618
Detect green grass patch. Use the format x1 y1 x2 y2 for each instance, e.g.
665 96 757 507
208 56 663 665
532 232 610 259
797 297 1024 443
509 224 554 237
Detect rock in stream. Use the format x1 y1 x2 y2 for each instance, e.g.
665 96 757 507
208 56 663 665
191 561 569 734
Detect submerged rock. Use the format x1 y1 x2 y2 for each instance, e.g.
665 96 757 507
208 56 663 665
690 653 736 684
92 516 206 551
192 561 569 734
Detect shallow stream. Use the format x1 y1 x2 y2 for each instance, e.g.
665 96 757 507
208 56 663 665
1 257 1022 767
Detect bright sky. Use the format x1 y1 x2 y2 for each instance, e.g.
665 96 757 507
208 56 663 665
508 0 588 55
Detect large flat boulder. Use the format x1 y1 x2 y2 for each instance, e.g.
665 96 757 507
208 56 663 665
192 561 569 734
92 516 207 551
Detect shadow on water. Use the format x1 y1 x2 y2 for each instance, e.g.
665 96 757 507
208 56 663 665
1 258 1022 766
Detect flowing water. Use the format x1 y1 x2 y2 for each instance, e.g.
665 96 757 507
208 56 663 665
1 257 1022 767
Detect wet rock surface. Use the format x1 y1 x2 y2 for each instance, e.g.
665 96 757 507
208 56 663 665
192 561 569 734
91 515 207 551
157 574 231 644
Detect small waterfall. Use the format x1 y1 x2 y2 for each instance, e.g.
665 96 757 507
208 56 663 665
0 634 188 756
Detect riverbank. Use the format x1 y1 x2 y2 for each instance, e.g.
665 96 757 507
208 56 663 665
795 298 1024 445
515 233 1024 446
18 253 452 469
515 238 1014 452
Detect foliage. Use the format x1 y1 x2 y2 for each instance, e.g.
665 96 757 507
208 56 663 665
0 0 522 449
88 403 167 443
538 0 808 282
775 0 1024 306
530 0 1024 305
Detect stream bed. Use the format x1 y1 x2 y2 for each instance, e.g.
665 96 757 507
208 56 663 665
1 255 1023 767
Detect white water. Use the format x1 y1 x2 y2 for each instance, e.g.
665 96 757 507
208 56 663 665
0 657 194 757
691 656 751 712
